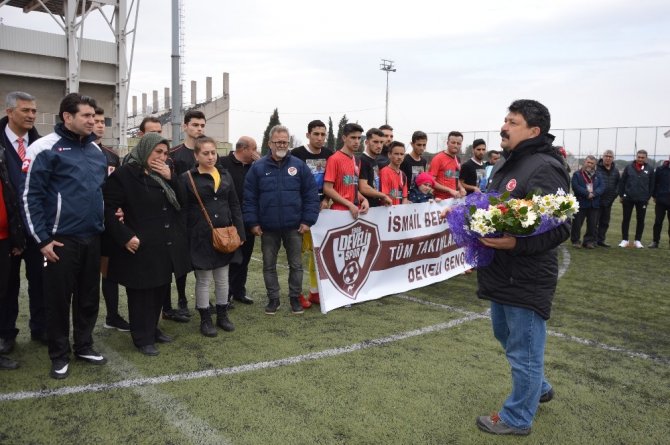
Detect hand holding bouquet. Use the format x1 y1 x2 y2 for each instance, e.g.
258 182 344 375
446 189 579 267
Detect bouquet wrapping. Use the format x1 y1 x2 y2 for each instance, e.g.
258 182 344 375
446 189 579 268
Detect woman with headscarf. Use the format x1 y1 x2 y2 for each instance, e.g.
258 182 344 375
103 133 190 356
180 136 245 337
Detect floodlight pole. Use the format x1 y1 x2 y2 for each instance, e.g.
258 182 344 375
380 59 396 125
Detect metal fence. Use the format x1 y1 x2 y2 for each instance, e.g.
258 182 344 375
426 126 670 168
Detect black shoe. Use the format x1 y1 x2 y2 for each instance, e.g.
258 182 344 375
265 299 280 315
30 331 48 345
177 300 192 317
75 348 108 365
596 241 610 248
215 304 235 332
198 308 218 337
584 243 595 249
232 295 254 305
137 344 159 356
0 355 19 370
50 359 70 379
648 241 659 248
162 309 190 323
540 388 554 403
289 298 304 315
104 315 131 332
0 338 15 354
155 331 174 343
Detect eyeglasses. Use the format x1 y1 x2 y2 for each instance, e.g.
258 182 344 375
271 141 289 147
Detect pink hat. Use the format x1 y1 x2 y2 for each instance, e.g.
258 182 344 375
415 172 435 187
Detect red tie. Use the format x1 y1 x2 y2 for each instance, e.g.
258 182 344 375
17 137 26 161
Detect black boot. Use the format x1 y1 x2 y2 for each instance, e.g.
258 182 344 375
216 304 235 332
197 308 217 338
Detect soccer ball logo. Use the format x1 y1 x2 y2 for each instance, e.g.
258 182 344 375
342 261 360 285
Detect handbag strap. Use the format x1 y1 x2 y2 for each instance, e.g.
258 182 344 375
187 170 214 229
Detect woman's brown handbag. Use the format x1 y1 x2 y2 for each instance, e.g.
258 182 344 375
187 171 241 253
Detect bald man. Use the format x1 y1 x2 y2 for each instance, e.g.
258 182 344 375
218 137 260 305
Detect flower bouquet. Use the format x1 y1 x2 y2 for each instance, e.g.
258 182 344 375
446 189 579 267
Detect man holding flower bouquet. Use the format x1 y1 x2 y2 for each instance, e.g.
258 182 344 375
474 100 570 436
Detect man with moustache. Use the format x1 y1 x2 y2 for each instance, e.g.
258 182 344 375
618 149 654 248
377 124 393 166
359 128 393 207
595 149 620 247
243 125 319 315
429 131 466 200
570 155 605 249
23 93 108 379
460 138 488 195
400 131 429 194
474 100 569 436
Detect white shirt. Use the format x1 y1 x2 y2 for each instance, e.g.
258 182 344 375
4 125 29 154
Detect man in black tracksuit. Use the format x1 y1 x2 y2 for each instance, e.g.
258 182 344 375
650 158 670 248
475 100 570 436
618 149 654 248
595 150 620 247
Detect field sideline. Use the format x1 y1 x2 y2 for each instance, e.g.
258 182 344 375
1 205 669 444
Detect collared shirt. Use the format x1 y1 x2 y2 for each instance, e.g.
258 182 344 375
4 125 29 154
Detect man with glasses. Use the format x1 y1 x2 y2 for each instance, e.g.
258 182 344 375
595 150 620 247
22 93 108 379
242 125 319 315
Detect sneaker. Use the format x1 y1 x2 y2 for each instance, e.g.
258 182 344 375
104 315 131 332
597 241 610 248
308 291 320 305
265 299 280 315
476 413 531 436
634 240 644 249
50 359 70 379
0 355 19 370
618 240 629 248
298 294 312 309
648 241 659 248
290 298 304 314
162 309 190 323
75 348 108 365
540 388 554 403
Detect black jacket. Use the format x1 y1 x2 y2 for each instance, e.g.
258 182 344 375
0 116 41 200
180 166 246 270
217 151 251 206
653 161 670 206
619 162 654 203
596 159 621 207
477 134 570 320
103 163 190 289
0 144 26 250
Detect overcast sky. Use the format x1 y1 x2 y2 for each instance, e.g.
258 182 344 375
2 0 669 154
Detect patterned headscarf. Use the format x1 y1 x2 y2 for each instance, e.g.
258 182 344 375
127 133 180 210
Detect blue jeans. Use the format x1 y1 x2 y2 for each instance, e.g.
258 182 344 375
490 302 552 429
261 230 303 300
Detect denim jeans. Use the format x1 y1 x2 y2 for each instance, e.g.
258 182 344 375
261 230 303 300
490 301 551 429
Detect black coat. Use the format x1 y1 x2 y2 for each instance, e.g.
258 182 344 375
619 162 654 203
596 159 621 207
477 134 570 320
0 144 25 251
103 163 190 289
180 166 246 270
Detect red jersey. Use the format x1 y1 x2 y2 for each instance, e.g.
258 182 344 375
324 150 360 211
380 166 407 205
429 151 460 199
0 181 8 240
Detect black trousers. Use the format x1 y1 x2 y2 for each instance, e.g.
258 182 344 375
596 204 613 244
228 228 256 299
0 239 11 313
127 284 169 347
571 207 599 245
43 236 101 361
0 238 46 340
652 202 670 243
621 200 648 241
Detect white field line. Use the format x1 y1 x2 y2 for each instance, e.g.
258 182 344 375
558 245 570 280
98 347 231 445
0 312 486 403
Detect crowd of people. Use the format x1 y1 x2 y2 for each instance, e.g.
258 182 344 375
0 91 668 436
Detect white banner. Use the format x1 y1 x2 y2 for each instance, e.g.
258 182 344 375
311 201 469 313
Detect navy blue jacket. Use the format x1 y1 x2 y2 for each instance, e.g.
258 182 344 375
243 153 319 231
571 169 605 209
596 159 620 207
653 161 670 206
21 123 107 248
619 162 654 203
